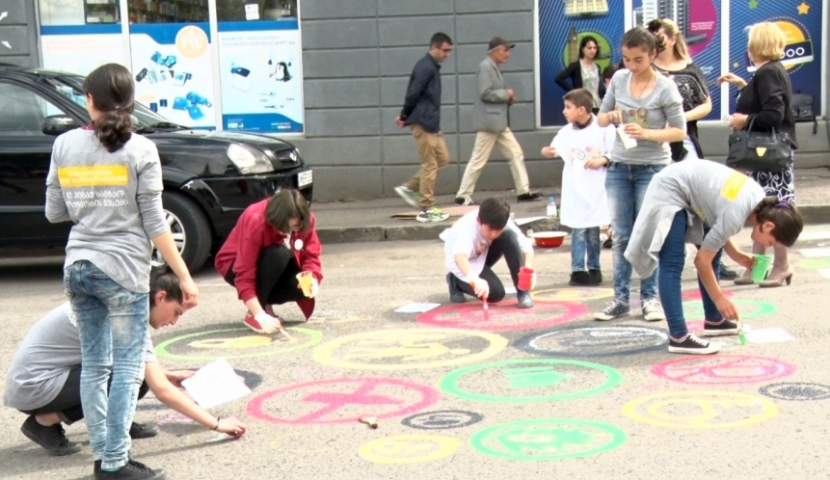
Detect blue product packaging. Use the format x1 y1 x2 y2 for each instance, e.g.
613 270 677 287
160 99 168 108
173 97 190 110
149 102 158 112
186 92 212 107
186 104 205 120
150 51 163 64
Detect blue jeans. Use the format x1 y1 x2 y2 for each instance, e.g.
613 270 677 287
659 210 723 339
64 261 148 471
605 162 663 304
571 227 601 272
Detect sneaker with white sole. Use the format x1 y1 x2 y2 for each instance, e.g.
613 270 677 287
416 207 450 223
641 299 665 321
454 196 474 206
668 334 720 354
394 185 420 209
701 319 740 337
243 311 281 334
593 301 630 321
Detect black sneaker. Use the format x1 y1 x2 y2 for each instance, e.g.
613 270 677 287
719 264 739 280
517 192 543 202
446 273 466 304
668 334 720 354
701 319 740 337
588 269 603 285
517 290 534 309
569 271 591 286
454 196 474 206
98 459 166 480
129 422 158 439
602 237 612 249
593 301 630 321
20 415 81 456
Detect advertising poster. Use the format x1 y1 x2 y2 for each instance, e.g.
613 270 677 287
728 0 825 114
632 0 722 120
217 20 304 133
40 25 126 76
537 0 626 127
129 23 216 129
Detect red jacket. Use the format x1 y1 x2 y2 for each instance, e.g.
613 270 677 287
214 199 323 319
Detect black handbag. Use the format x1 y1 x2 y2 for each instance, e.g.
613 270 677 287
726 117 794 171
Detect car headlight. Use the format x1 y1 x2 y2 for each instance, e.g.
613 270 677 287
227 144 274 174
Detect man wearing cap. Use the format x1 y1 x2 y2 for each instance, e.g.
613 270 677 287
455 37 541 206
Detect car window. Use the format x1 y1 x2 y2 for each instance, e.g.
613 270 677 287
0 82 70 136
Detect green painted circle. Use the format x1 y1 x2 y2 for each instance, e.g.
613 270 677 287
438 359 623 403
470 418 627 461
682 299 777 321
154 327 322 361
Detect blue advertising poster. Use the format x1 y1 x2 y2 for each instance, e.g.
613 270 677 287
217 20 304 133
537 0 626 126
129 23 216 129
632 0 722 120
728 0 824 114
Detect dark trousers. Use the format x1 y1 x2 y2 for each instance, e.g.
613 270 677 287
20 367 149 425
451 229 525 302
225 245 306 306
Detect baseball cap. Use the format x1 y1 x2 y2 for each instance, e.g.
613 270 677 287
488 36 515 50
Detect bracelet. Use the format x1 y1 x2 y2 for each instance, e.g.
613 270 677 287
212 417 221 431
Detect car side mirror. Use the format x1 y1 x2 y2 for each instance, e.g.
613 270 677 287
42 115 79 136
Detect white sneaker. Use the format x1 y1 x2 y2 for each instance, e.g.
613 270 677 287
394 185 420 209
416 207 450 223
642 299 665 321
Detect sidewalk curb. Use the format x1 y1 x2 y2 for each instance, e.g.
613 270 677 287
317 205 830 245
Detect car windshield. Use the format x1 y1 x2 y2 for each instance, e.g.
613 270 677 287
46 75 187 130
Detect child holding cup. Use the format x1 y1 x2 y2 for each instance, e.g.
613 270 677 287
215 189 322 334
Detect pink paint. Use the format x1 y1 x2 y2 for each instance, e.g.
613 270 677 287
651 354 796 385
416 300 587 332
681 289 734 301
246 377 440 425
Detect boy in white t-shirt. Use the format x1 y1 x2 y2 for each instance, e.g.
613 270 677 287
444 197 536 308
543 88 615 286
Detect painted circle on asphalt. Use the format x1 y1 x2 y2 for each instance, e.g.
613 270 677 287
622 391 780 429
531 287 614 303
469 418 626 461
246 377 440 425
682 298 776 321
154 327 322 361
516 325 668 357
359 434 462 464
651 355 796 385
681 289 734 301
439 359 623 403
312 328 508 370
401 410 484 430
416 300 587 331
759 382 830 402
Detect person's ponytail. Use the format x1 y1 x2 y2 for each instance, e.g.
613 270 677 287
82 63 135 153
94 108 133 153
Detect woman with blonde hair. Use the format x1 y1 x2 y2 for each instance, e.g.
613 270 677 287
718 22 797 287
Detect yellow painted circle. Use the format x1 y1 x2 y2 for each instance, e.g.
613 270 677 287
189 335 272 350
359 434 462 465
622 391 779 429
532 287 614 303
313 328 507 370
175 25 208 58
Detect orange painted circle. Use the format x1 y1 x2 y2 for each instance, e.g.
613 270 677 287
175 26 208 59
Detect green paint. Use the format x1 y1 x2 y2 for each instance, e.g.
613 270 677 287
799 257 830 269
682 299 776 321
155 327 322 361
470 418 627 461
438 359 623 403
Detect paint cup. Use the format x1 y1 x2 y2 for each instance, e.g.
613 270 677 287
617 126 638 150
751 254 772 283
296 271 314 297
518 266 534 291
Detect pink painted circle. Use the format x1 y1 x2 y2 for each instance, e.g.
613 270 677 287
651 355 796 385
416 300 587 331
686 0 718 56
681 289 734 301
247 377 440 425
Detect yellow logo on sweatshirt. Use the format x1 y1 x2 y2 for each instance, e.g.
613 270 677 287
58 165 129 188
720 171 749 201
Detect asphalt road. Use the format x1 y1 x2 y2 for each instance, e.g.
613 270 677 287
2 227 830 479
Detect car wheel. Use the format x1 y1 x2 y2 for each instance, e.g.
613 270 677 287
152 192 212 272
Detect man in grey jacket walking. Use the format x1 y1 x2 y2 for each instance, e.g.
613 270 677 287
455 37 541 205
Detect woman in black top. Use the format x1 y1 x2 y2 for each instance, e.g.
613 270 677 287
555 36 605 112
719 22 797 288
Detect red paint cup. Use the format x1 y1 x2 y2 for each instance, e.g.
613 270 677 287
518 267 534 291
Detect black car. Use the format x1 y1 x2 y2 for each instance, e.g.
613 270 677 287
0 66 313 271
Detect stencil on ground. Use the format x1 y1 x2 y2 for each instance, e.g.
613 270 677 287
652 355 796 385
517 326 668 357
416 300 586 331
155 327 322 361
759 382 830 401
622 391 779 429
402 410 483 430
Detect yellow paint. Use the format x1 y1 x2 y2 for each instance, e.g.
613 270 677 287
797 2 810 14
532 287 614 303
189 336 273 350
313 328 507 371
58 165 128 188
359 434 462 465
719 171 749 201
621 391 779 429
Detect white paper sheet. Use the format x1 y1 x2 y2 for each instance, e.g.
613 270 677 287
745 327 795 344
504 286 517 295
394 302 441 313
182 358 252 409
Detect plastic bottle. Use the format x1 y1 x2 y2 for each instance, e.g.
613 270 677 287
546 196 557 218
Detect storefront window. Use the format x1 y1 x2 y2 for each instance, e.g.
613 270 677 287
217 0 296 22
129 0 209 24
40 0 120 25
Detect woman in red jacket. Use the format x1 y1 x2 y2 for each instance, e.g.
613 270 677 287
215 189 322 334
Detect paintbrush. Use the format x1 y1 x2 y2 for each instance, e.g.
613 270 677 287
358 416 378 429
738 319 747 345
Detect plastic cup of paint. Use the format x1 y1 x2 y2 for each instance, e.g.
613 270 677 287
751 254 772 283
296 271 314 297
518 266 534 291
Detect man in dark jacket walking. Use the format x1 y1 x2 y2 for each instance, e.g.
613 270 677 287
394 32 454 223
